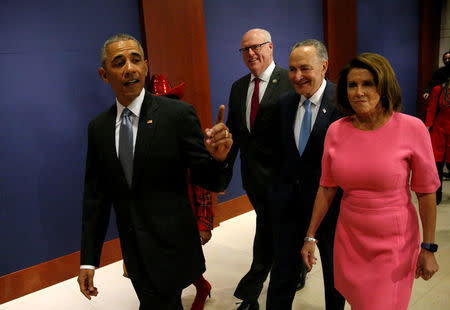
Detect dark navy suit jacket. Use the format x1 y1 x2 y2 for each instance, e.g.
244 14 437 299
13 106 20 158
80 92 230 293
271 81 343 229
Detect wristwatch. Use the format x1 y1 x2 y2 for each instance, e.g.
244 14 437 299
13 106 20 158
421 242 438 252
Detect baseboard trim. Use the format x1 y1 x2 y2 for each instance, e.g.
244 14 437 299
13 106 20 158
0 195 252 304
213 194 254 227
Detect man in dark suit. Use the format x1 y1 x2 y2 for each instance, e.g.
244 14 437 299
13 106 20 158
225 28 302 310
266 40 345 310
77 34 232 310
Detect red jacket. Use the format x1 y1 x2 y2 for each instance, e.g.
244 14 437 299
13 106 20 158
187 173 213 231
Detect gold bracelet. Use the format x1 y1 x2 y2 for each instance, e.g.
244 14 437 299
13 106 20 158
304 237 318 243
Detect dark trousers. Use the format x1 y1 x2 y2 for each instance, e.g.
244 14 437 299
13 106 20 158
267 204 344 310
436 161 448 204
131 278 183 310
234 192 273 302
126 234 184 310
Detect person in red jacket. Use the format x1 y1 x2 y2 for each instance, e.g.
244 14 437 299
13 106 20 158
185 171 214 310
425 78 450 204
151 74 215 310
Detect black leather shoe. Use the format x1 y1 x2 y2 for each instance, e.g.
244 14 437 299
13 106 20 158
296 269 308 291
236 300 259 310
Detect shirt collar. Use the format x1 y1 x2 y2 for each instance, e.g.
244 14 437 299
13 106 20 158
251 61 276 83
116 88 145 119
300 79 327 107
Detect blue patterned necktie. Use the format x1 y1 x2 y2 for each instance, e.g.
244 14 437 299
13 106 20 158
119 108 134 187
298 99 312 155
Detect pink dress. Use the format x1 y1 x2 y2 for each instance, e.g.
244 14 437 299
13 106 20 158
320 112 439 310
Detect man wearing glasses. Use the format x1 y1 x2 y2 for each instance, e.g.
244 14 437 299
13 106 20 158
225 28 305 310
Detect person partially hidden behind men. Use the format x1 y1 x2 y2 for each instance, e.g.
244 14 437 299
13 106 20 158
77 33 233 310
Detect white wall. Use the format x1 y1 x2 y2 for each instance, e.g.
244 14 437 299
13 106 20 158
439 0 450 65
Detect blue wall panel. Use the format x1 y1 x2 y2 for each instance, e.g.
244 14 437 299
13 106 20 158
204 0 323 202
0 0 141 276
358 0 419 115
0 0 424 277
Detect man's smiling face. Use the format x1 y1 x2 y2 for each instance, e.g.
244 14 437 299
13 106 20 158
240 29 273 77
288 45 327 98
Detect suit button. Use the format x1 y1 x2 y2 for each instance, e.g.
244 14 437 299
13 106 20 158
128 227 134 233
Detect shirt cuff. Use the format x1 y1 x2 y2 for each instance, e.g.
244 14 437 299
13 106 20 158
80 265 95 270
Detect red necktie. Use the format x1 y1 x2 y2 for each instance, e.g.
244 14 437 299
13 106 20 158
250 78 260 130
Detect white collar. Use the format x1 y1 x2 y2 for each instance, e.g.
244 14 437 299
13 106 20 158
116 88 145 118
251 61 276 83
300 79 327 106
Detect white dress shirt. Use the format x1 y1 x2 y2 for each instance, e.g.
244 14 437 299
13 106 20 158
80 88 145 271
245 61 276 132
293 79 327 148
114 88 145 156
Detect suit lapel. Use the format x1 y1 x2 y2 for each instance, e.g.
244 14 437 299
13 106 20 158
102 105 129 187
239 74 251 133
310 81 334 138
283 93 301 155
259 64 282 107
286 93 300 132
132 92 160 187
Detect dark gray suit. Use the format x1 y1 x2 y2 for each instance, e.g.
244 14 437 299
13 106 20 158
267 81 345 310
81 92 230 308
225 64 294 302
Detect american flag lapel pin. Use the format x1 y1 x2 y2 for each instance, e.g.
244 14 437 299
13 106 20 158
147 120 153 124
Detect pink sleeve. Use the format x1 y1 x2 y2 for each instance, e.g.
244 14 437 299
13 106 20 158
410 118 440 193
320 125 338 187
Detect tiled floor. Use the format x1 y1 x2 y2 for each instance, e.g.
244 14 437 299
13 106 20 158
2 184 449 309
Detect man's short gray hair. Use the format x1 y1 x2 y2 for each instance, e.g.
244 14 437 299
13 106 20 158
100 33 144 66
258 28 272 42
290 39 328 61
248 28 272 42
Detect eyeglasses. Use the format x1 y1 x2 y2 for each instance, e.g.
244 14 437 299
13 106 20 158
239 41 270 54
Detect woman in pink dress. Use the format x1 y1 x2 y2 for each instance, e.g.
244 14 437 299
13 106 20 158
301 53 440 310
